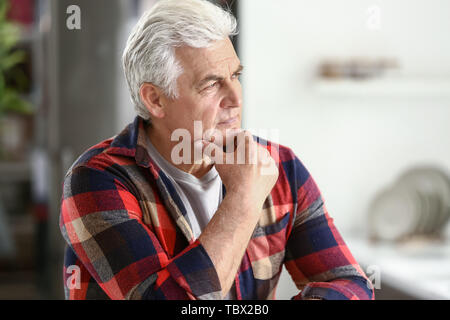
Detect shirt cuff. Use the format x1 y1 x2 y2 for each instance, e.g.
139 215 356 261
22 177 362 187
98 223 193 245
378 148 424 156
166 239 222 300
294 282 364 300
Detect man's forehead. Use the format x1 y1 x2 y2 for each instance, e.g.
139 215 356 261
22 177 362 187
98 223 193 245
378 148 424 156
175 39 240 80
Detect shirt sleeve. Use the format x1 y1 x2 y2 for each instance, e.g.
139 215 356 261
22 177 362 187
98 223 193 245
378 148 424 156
59 165 222 300
283 155 375 300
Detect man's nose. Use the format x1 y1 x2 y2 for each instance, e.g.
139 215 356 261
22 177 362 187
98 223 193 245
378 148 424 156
220 81 242 109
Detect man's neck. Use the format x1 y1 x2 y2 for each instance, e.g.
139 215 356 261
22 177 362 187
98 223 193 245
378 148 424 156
146 124 214 179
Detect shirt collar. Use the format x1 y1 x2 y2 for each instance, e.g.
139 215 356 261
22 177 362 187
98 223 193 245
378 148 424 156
109 116 159 171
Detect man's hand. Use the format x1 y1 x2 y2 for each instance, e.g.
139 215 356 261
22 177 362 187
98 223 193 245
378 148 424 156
202 129 279 211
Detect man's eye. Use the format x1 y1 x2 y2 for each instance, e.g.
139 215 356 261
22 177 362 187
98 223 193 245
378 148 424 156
205 82 218 90
232 72 242 79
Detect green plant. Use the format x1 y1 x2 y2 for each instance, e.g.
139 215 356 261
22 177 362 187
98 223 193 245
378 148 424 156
0 0 32 117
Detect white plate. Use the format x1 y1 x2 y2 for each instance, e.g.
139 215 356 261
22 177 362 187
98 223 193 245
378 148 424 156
396 167 450 235
369 184 422 241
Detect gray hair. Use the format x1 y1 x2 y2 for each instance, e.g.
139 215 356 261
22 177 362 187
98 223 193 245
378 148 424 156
122 0 238 121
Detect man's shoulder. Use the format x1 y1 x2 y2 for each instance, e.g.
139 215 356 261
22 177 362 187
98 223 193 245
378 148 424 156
253 135 299 164
67 139 111 171
66 136 136 177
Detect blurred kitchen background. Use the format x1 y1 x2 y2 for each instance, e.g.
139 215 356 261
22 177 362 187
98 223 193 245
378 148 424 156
0 0 449 300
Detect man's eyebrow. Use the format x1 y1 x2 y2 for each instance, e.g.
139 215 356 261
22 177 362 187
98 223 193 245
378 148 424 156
234 65 244 74
196 65 244 89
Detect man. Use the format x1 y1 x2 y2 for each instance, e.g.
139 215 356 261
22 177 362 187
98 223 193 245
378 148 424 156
60 0 374 300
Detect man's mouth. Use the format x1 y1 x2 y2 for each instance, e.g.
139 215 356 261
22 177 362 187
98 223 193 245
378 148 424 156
217 116 239 126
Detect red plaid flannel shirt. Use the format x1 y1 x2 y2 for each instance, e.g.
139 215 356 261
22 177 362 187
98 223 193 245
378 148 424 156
59 117 374 300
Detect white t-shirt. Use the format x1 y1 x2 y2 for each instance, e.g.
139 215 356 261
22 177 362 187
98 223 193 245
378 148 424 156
145 139 223 239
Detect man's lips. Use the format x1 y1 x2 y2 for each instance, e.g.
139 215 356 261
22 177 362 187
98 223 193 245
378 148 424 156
217 116 239 126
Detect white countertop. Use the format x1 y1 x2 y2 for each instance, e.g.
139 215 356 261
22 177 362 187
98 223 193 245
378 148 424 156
344 233 450 300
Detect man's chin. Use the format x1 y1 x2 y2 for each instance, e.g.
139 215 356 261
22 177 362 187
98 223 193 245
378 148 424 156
202 125 243 148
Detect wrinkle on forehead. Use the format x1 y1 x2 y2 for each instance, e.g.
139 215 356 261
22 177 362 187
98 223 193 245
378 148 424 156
175 38 240 83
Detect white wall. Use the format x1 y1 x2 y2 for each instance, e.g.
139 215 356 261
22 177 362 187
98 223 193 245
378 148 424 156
239 0 450 234
239 0 450 299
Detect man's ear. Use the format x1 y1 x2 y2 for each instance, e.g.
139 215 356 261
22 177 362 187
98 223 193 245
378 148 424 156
139 83 166 119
